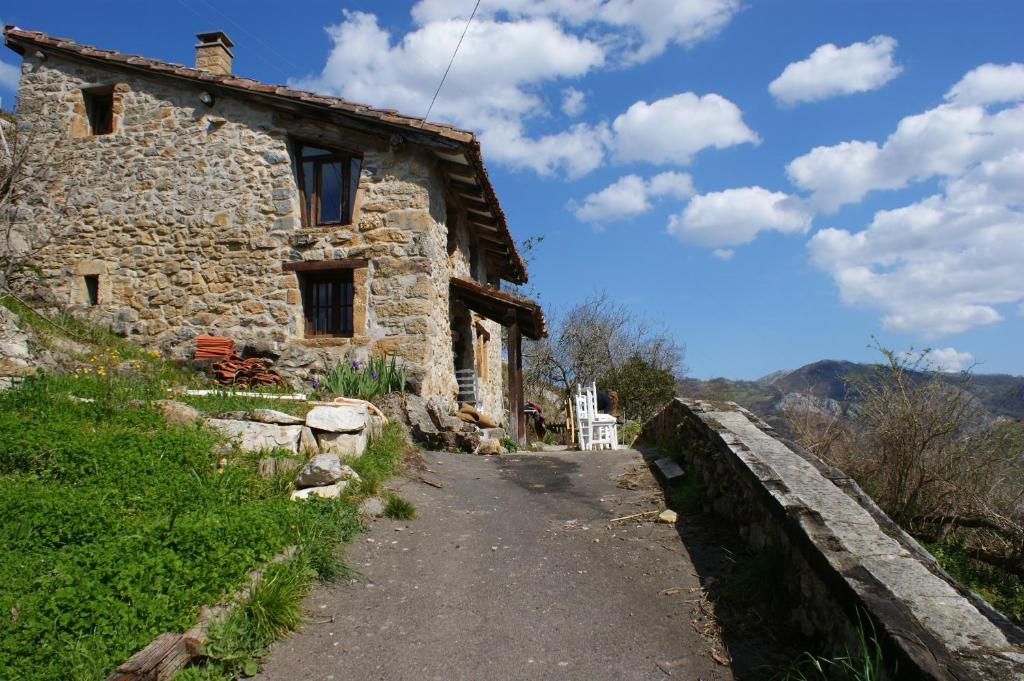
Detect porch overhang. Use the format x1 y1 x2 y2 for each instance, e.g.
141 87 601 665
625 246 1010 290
449 277 546 339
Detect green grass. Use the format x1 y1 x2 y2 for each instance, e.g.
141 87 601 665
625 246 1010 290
178 390 312 418
925 540 1024 626
349 421 410 496
383 495 417 520
0 370 364 681
499 436 518 452
777 616 887 681
666 472 704 513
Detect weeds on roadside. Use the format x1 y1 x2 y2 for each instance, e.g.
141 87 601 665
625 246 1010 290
384 495 416 520
776 616 888 681
350 421 409 495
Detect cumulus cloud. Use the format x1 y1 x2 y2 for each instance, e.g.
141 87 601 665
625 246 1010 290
561 86 586 116
411 0 741 63
945 62 1024 106
570 171 693 224
787 85 1024 211
769 36 901 105
712 248 735 260
612 93 759 165
791 63 1024 338
296 4 745 177
668 187 811 247
924 347 975 373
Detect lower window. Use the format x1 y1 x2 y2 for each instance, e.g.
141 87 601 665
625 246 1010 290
300 270 354 337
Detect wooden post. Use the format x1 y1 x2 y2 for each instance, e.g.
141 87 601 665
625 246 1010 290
507 318 525 444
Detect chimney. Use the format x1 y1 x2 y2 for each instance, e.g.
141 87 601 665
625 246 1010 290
194 31 234 75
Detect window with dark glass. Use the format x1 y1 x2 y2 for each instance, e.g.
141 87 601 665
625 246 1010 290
299 269 354 337
84 275 99 306
295 143 361 227
83 88 114 135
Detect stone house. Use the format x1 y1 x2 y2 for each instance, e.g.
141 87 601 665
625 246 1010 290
3 27 546 440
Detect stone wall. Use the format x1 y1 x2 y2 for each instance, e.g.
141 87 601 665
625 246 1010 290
9 51 511 411
642 398 1024 680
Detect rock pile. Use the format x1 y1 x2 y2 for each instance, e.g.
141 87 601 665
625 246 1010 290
290 453 361 500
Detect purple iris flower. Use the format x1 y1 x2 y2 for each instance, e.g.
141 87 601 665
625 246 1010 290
352 360 361 370
311 377 321 389
371 371 378 380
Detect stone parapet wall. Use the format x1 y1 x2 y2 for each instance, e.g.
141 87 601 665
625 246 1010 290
642 398 1024 680
10 52 471 403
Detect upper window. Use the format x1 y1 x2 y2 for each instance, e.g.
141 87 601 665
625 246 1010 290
295 143 361 227
83 88 114 136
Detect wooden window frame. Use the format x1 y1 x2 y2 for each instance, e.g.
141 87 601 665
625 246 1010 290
83 87 114 136
284 260 368 339
294 142 362 228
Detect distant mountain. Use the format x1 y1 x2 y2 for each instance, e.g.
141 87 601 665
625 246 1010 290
678 359 1024 435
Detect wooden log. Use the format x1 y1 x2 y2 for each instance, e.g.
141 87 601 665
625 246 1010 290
105 632 181 681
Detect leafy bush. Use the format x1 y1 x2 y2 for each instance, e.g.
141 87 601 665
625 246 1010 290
319 355 405 400
500 436 518 453
384 495 416 520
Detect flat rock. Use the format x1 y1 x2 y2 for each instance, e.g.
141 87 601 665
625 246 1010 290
657 509 678 524
653 457 685 481
249 408 306 426
318 429 368 457
291 482 347 501
205 418 303 452
475 438 504 456
359 496 385 517
306 403 368 433
155 400 199 426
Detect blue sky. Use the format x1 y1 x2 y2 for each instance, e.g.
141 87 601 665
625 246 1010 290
2 1 1022 379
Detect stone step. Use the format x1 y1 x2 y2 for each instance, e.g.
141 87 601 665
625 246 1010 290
653 457 685 481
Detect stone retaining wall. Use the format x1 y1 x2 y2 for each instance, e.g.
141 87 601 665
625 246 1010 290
642 398 1024 680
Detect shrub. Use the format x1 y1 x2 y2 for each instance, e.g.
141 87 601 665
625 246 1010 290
500 436 518 453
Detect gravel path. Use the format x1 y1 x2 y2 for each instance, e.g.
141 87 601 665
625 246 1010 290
255 449 734 681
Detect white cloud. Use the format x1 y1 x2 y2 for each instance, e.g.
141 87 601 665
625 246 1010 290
945 62 1024 106
668 187 811 247
925 347 975 373
612 92 759 165
410 0 741 63
769 36 901 105
296 6 750 178
787 92 1024 211
788 63 1024 338
294 10 606 176
561 86 586 116
712 248 735 260
570 171 693 223
0 60 18 91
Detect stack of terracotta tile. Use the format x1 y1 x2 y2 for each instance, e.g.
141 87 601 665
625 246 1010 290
210 356 285 388
194 335 235 360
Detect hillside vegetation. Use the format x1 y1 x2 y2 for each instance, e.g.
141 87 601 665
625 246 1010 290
0 297 408 680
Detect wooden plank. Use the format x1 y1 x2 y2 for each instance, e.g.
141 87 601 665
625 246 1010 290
282 258 368 272
507 318 525 444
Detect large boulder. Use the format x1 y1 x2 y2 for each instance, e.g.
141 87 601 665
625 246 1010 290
249 408 306 426
295 454 361 487
298 426 320 455
306 403 368 433
318 429 368 458
205 418 303 452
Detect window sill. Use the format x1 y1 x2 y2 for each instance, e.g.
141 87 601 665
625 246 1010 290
294 335 368 348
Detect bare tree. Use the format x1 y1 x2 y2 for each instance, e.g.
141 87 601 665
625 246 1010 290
789 344 1024 578
524 291 685 405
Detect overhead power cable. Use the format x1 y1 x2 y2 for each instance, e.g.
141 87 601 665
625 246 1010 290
422 0 482 124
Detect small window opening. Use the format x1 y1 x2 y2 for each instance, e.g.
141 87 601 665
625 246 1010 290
84 88 114 135
295 142 361 227
299 269 354 337
84 275 99 306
